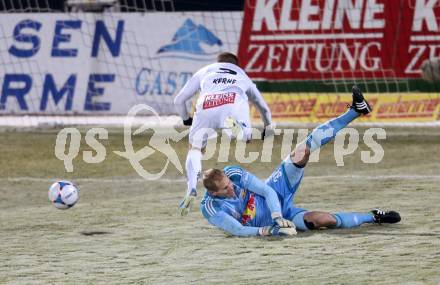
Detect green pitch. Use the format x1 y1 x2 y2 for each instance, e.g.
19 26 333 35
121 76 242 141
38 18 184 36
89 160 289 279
0 127 439 284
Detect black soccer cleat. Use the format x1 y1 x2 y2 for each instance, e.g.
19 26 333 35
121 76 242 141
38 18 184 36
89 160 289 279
351 85 372 115
371 209 401 224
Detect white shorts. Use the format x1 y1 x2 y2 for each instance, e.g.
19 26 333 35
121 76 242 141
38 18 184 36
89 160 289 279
189 102 252 148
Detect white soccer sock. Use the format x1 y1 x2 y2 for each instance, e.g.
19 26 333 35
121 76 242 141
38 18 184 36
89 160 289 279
185 149 202 196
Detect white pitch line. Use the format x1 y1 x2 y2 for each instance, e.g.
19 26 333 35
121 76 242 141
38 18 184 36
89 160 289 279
2 175 440 183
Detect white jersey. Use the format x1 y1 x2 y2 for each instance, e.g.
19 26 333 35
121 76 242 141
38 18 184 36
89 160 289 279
174 62 272 126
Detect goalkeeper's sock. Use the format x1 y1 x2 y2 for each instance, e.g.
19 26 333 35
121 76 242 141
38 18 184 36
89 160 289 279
306 108 359 152
332 212 375 229
185 149 202 196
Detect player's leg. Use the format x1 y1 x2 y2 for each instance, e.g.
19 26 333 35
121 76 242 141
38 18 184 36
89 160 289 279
179 111 217 216
265 155 306 224
292 209 401 231
185 144 203 196
179 144 203 216
292 86 371 167
224 103 252 142
185 116 207 197
181 103 243 212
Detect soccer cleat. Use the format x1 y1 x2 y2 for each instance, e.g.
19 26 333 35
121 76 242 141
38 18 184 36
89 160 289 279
224 116 245 140
351 85 372 115
179 188 197 216
371 209 401 224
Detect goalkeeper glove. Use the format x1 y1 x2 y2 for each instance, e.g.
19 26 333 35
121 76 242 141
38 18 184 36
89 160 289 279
179 189 197 216
183 117 193 126
272 213 295 228
261 123 275 140
259 225 297 236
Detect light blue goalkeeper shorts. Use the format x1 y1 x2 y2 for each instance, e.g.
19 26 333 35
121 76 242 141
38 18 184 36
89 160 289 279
265 156 308 224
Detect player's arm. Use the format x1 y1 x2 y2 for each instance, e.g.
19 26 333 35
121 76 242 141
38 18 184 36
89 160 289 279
225 166 294 229
201 196 259 236
208 211 295 237
246 83 273 127
208 211 260 236
173 69 203 125
243 171 294 228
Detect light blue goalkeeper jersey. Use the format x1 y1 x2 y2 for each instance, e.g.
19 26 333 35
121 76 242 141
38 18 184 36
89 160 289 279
200 166 283 237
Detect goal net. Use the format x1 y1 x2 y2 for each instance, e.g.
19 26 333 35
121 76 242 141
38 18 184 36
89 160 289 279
0 0 242 126
0 0 439 127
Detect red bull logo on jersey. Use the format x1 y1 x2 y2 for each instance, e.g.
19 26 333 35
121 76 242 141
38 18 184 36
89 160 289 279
203 92 236 109
241 193 256 225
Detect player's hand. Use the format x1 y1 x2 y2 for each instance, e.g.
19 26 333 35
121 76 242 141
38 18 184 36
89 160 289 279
179 189 197 216
261 123 275 140
271 212 294 228
274 216 295 228
183 117 193 126
259 225 297 236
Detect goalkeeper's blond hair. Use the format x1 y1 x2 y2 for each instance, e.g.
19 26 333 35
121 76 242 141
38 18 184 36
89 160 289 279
202 168 224 192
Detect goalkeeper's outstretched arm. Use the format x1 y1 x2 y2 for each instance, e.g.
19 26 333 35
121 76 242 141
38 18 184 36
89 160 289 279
208 211 296 237
209 212 260 237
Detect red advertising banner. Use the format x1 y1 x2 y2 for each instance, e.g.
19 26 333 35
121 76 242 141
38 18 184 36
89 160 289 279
238 0 440 80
